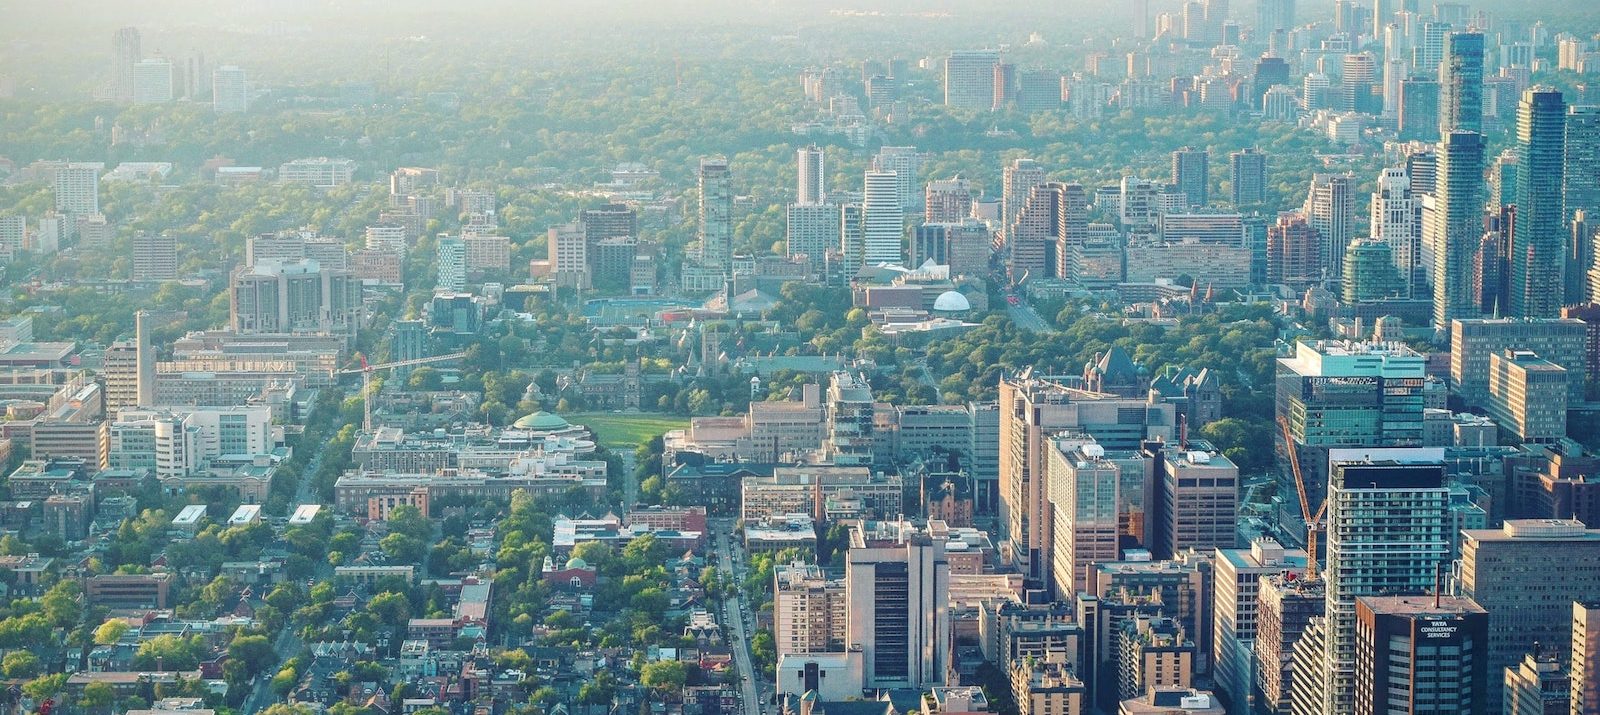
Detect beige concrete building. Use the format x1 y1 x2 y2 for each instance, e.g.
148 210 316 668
1118 614 1196 702
1046 438 1119 597
1486 350 1568 443
740 466 901 522
1011 660 1087 715
1572 601 1600 715
773 562 847 657
1460 519 1600 706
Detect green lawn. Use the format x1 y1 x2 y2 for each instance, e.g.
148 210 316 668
561 412 689 449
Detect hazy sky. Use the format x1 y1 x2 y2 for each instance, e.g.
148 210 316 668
2 0 1595 96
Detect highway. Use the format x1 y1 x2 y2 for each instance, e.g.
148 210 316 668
712 519 767 715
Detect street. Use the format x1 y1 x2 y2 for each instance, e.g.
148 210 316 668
712 519 767 715
1006 299 1056 333
242 448 326 714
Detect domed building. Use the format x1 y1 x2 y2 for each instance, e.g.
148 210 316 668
932 290 972 315
513 411 571 433
541 554 597 590
501 411 595 454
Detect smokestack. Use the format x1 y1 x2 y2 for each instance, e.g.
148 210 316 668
135 309 155 407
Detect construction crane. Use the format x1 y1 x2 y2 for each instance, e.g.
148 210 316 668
1279 416 1328 580
339 352 468 432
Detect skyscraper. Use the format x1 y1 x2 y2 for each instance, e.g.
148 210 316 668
840 203 864 276
113 27 141 101
435 235 465 292
1342 239 1403 301
1509 87 1568 318
131 232 177 281
1381 58 1406 118
1275 341 1427 524
872 146 925 210
844 521 950 689
862 170 904 266
1213 539 1306 715
773 562 846 658
1440 31 1484 135
1459 519 1600 707
797 145 825 206
1354 595 1489 715
1320 449 1453 715
1002 158 1046 243
1256 0 1294 38
1172 147 1209 208
1154 447 1238 558
1567 105 1600 222
1340 52 1377 114
1427 131 1487 328
1252 56 1291 109
1571 212 1595 305
1304 173 1355 281
1399 77 1441 142
1055 183 1090 280
924 177 975 224
131 58 174 104
944 50 1001 110
697 157 732 271
135 310 154 408
1229 148 1266 208
1266 211 1319 289
230 258 363 336
1503 649 1570 715
53 163 99 216
998 375 1177 588
786 203 840 273
1372 167 1422 295
1573 602 1600 715
1007 183 1057 281
1256 573 1323 715
1045 439 1119 597
825 371 875 467
580 203 638 249
212 65 248 114
182 53 207 101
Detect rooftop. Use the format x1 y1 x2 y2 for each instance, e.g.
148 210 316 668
1466 518 1600 541
1357 595 1487 616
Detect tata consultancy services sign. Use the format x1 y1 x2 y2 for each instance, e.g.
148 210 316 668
1419 618 1459 639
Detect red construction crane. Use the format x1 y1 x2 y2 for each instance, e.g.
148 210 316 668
339 351 468 431
1280 416 1328 580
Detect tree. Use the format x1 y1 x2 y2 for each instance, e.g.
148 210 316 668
578 671 619 704
78 682 114 715
40 580 81 628
367 591 412 628
227 633 276 677
133 634 204 671
1 651 40 679
0 613 54 648
270 668 300 698
94 619 130 645
631 588 669 618
22 673 67 702
749 630 776 669
385 504 431 540
639 660 687 693
380 532 426 563
262 705 313 715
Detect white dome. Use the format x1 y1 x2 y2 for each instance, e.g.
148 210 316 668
932 291 971 312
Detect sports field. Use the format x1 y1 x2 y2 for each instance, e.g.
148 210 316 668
562 412 688 448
